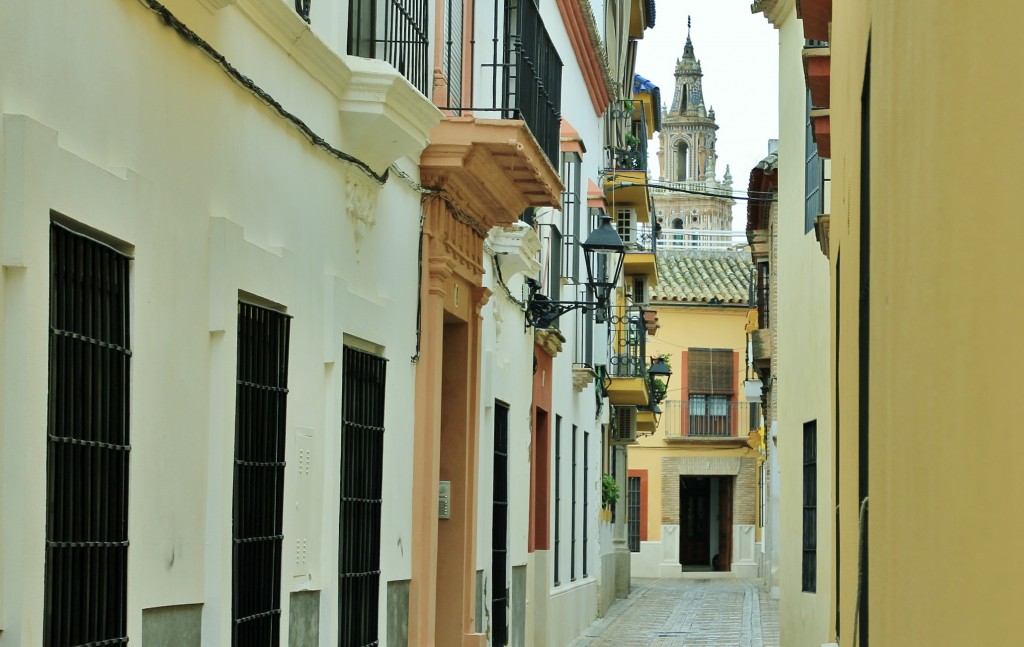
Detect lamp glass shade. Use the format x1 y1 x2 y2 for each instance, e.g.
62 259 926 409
582 214 625 291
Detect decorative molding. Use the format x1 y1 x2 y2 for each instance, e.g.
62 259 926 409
814 213 830 259
344 168 381 256
421 117 563 229
572 366 597 391
338 56 444 172
236 0 442 172
535 328 566 358
197 0 237 13
487 223 542 278
555 0 613 116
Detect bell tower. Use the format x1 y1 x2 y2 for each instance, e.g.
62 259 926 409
654 19 735 232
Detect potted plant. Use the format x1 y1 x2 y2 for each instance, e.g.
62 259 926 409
601 473 620 509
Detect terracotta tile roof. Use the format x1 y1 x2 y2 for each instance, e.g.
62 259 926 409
652 249 752 304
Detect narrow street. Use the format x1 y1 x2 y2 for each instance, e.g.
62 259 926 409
569 578 779 647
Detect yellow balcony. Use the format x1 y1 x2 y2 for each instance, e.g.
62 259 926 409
636 408 658 433
623 251 657 282
606 376 650 407
604 170 651 223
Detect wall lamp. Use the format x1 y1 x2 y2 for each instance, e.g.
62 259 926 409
526 214 626 329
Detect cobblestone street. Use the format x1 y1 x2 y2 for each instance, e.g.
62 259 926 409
569 578 779 647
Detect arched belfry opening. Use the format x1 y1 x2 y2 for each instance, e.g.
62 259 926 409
676 141 689 181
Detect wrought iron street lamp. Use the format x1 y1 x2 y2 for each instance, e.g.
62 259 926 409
526 214 625 329
647 355 672 404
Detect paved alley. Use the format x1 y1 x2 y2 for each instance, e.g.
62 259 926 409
569 578 779 647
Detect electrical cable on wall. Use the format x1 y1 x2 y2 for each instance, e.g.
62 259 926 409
135 0 388 185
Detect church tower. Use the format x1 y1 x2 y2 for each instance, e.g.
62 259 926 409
654 21 735 233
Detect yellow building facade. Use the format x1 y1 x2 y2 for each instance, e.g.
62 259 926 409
628 250 764 579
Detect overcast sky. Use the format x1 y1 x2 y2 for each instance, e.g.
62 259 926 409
634 1 779 227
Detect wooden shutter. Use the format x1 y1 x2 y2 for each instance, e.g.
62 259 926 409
687 348 734 394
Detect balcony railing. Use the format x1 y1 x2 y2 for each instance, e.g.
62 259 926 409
661 398 760 439
473 0 562 167
607 99 650 172
607 308 647 378
657 229 748 251
348 0 431 96
619 223 657 254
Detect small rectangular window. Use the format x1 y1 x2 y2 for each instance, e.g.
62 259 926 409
583 431 590 577
571 425 578 581
803 420 818 593
627 476 641 552
491 402 510 646
554 415 562 585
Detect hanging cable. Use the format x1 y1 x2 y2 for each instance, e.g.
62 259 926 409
135 0 388 185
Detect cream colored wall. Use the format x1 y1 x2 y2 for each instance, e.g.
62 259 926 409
773 3 835 645
829 1 1024 645
0 1 432 644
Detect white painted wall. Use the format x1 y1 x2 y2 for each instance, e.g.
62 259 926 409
0 0 431 644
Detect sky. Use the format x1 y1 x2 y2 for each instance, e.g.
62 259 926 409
634 1 779 228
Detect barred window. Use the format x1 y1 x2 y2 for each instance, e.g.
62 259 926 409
627 476 641 553
232 301 291 645
803 420 818 593
553 415 562 585
45 223 132 647
339 346 388 646
583 431 590 577
491 402 510 646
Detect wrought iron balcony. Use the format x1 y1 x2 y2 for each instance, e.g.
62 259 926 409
347 0 431 96
661 398 760 439
606 99 651 172
473 0 563 168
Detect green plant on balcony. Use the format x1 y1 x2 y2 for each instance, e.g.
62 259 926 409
601 473 620 509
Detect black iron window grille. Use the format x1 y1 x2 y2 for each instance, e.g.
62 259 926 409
45 223 132 647
348 0 431 96
479 0 562 167
232 301 291 645
442 0 466 109
553 415 562 585
805 90 823 234
570 425 578 581
491 402 510 647
582 431 589 577
757 261 771 329
339 346 387 647
561 152 583 284
627 476 641 553
803 420 817 593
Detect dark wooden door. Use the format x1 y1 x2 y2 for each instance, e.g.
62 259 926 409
679 477 711 566
718 477 734 571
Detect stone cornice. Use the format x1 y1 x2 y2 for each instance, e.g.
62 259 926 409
235 0 442 172
420 117 563 230
555 0 613 116
488 223 543 278
339 56 444 172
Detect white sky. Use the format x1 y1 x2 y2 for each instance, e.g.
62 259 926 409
634 1 779 228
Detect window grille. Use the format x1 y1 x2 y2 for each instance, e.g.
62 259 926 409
547 226 562 300
348 0 430 96
339 346 387 647
805 90 823 233
582 432 589 576
570 425 578 581
491 402 510 646
45 223 132 647
553 415 561 585
232 301 291 645
803 420 818 593
757 261 771 329
442 0 465 109
561 153 582 284
482 0 563 166
627 476 641 552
